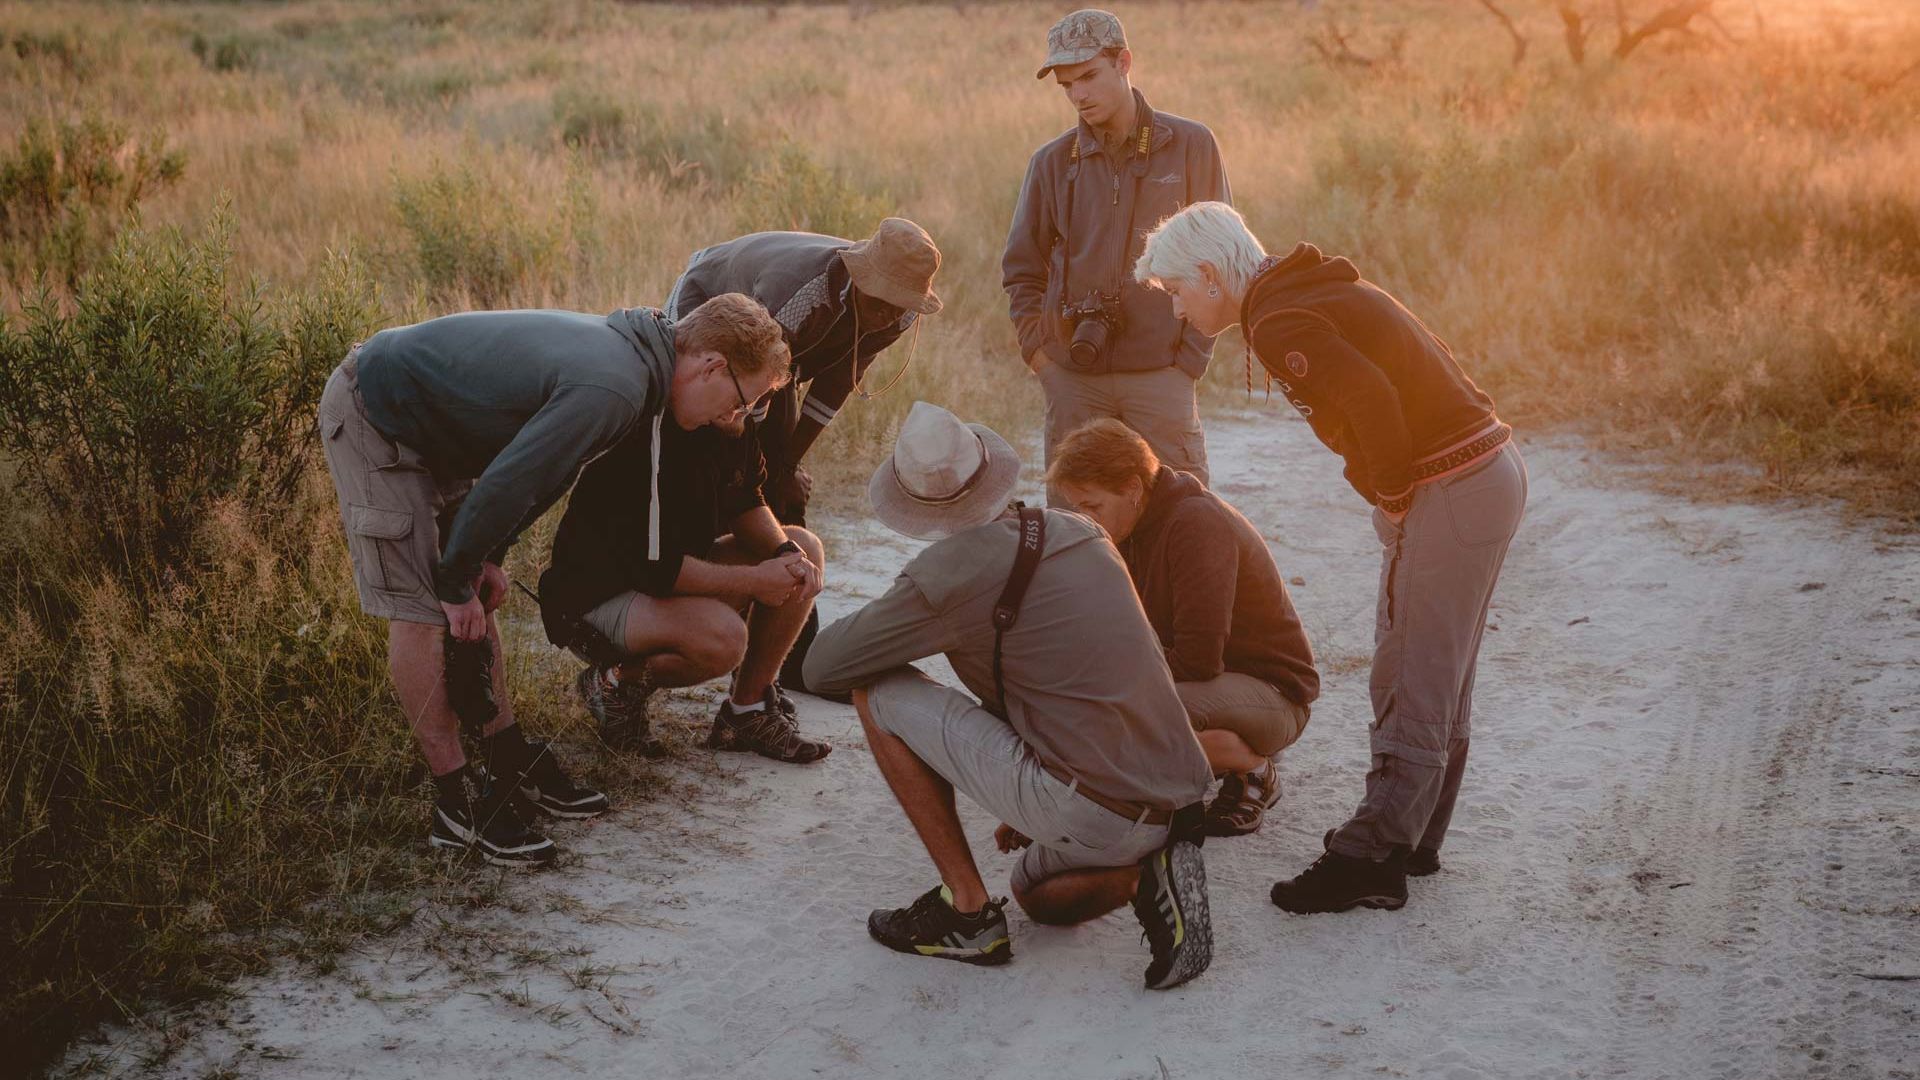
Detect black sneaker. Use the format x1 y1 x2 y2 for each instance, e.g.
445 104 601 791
706 690 832 764
1322 827 1440 877
1133 839 1214 990
428 778 556 867
514 739 611 819
577 665 663 757
867 885 1012 967
1271 846 1407 913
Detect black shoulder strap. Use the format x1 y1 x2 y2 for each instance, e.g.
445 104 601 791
991 505 1047 717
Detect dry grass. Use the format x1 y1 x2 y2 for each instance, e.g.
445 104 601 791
2 0 1917 1072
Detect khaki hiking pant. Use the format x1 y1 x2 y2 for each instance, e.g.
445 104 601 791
1039 363 1209 503
1328 442 1528 861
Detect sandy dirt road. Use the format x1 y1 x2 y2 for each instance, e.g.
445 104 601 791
62 412 1920 1080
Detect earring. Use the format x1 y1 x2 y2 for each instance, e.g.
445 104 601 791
1206 283 1220 297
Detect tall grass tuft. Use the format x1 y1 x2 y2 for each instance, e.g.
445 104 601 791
0 114 185 288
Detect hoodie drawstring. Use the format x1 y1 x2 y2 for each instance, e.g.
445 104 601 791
647 412 664 561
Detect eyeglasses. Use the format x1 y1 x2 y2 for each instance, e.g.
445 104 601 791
725 365 752 417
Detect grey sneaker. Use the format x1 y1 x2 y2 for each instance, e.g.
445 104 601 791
867 885 1012 967
705 689 831 764
577 665 663 757
1133 839 1214 989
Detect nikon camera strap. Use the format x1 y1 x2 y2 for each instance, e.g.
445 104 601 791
991 505 1047 717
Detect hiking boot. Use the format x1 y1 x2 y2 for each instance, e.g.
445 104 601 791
1321 827 1440 877
1271 846 1407 914
1202 759 1281 837
867 885 1012 967
1405 846 1442 876
514 739 611 819
428 778 556 868
577 664 663 757
1133 839 1214 990
706 689 832 764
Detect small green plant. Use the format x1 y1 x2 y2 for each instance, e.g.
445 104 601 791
0 114 186 287
191 32 257 73
393 159 559 307
734 143 888 241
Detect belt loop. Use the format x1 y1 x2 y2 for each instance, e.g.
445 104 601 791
1134 805 1151 826
1066 776 1080 796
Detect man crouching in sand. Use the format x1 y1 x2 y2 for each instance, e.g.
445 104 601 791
804 401 1215 989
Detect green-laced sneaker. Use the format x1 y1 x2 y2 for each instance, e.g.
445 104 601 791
1134 839 1214 989
867 885 1013 967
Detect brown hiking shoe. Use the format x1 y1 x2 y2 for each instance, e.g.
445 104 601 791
1202 759 1281 837
705 689 832 764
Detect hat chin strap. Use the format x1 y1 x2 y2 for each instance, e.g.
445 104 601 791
895 431 991 506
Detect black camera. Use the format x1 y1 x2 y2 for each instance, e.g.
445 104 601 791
1060 290 1125 371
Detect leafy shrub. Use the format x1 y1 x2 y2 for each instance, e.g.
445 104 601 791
0 114 186 287
0 209 377 576
0 211 418 1076
191 32 257 73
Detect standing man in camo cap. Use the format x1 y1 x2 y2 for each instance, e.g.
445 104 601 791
1002 8 1232 503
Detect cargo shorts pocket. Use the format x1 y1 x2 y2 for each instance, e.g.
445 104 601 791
347 503 419 595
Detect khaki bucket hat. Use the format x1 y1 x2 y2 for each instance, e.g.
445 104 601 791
840 217 943 316
869 402 1021 540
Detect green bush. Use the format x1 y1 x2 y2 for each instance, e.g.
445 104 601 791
0 211 424 1076
0 209 377 576
0 114 186 288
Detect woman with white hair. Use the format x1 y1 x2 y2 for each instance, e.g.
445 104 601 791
1134 202 1528 916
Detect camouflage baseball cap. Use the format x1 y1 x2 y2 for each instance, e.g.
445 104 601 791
1035 9 1127 80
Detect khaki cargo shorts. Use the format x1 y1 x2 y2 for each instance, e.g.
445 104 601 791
864 668 1169 895
317 353 470 626
1175 672 1310 758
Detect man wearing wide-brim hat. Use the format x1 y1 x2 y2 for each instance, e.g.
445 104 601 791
668 217 942 697
804 401 1217 990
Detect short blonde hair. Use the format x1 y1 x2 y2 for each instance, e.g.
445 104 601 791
1045 418 1159 494
675 292 791 382
1133 201 1267 296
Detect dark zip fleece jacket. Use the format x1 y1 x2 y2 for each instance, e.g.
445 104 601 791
1002 88 1230 378
669 231 913 485
354 307 676 605
1242 244 1499 508
538 417 766 622
1123 467 1320 708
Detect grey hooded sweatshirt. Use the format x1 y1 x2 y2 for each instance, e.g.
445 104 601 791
354 307 676 605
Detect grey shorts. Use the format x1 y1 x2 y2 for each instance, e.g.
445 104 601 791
1176 672 1310 758
317 354 470 626
582 590 637 648
864 669 1168 895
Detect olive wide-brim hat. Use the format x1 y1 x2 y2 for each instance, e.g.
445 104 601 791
840 217 943 316
869 402 1021 540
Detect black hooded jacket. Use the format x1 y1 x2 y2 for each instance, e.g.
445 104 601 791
1241 244 1498 507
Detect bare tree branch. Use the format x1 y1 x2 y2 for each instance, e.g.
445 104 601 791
1477 0 1530 66
1559 4 1590 66
1615 1 1717 60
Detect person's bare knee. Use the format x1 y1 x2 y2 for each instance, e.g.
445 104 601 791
688 607 748 678
784 525 825 567
1015 867 1137 925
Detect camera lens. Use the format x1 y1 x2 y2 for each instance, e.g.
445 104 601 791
1069 317 1109 369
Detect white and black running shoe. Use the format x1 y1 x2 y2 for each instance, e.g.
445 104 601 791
514 738 610 819
428 779 556 867
1133 839 1214 990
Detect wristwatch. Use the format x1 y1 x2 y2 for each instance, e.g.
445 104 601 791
772 539 803 557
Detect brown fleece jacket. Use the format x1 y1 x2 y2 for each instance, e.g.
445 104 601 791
1121 467 1319 708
